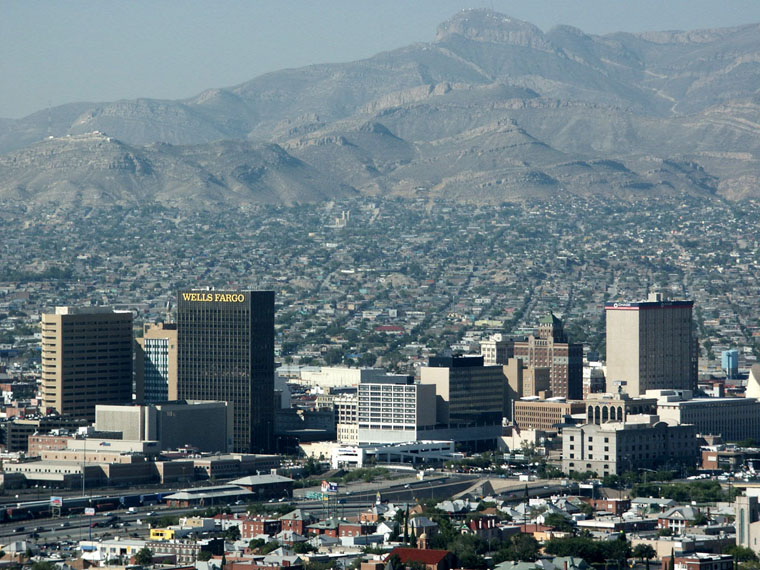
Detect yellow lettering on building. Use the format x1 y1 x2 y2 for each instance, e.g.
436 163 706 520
184 292 245 303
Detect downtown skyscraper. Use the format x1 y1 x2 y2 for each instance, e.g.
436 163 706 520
177 290 274 452
606 292 696 396
41 306 133 421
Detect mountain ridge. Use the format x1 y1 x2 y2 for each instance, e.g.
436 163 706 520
2 9 760 209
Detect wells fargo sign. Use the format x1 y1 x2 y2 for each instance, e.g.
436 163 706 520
181 292 246 303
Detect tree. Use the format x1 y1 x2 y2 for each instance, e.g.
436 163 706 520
726 546 758 563
293 542 317 554
134 547 154 566
693 512 708 526
633 544 656 570
31 563 56 570
493 533 540 563
248 538 266 551
324 348 343 365
260 541 281 555
543 512 574 533
224 525 241 541
197 551 213 562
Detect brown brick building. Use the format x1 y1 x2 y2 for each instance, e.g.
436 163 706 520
514 313 583 400
514 398 586 432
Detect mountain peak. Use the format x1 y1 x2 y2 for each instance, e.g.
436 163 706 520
436 9 551 50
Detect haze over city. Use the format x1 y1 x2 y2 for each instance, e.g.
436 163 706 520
3 3 760 570
4 0 760 118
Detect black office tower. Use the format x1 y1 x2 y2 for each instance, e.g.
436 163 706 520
177 290 274 453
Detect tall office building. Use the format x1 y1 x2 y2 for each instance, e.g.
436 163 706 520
420 355 505 427
41 306 133 421
135 322 177 403
356 375 436 444
513 313 583 400
177 290 274 453
605 293 695 396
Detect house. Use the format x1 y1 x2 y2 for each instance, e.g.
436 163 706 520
339 521 376 538
461 515 500 540
279 509 317 535
496 557 590 570
243 516 282 539
661 553 733 570
307 518 342 538
658 506 701 534
376 521 398 542
385 548 457 570
407 516 439 539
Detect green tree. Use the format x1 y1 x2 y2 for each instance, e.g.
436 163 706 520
293 542 317 554
31 563 56 570
197 551 213 562
726 546 758 563
543 512 574 533
134 547 154 566
224 525 241 541
493 533 540 563
633 544 656 570
261 541 281 555
324 348 343 365
248 538 266 551
305 562 333 570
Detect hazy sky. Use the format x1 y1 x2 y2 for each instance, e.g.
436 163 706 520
4 0 760 119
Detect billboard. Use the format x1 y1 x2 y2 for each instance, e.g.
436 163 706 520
321 480 339 493
85 507 96 516
50 496 63 507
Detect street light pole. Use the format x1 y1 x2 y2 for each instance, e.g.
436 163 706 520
82 435 87 497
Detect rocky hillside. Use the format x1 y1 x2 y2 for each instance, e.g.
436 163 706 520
2 9 760 208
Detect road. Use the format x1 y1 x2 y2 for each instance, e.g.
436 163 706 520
0 475 567 543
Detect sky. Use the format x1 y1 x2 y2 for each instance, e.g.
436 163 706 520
3 0 760 119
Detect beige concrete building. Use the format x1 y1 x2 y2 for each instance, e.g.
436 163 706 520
584 392 657 425
335 394 358 444
135 322 177 403
514 397 585 432
94 400 233 452
650 389 760 442
480 334 515 366
41 306 133 421
296 367 394 388
562 416 698 476
605 293 695 396
504 358 551 418
736 491 760 554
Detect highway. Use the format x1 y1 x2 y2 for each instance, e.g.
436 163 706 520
0 475 567 543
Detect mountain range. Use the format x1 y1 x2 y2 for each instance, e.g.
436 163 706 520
3 9 760 209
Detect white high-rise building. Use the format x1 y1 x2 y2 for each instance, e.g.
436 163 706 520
356 376 436 444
